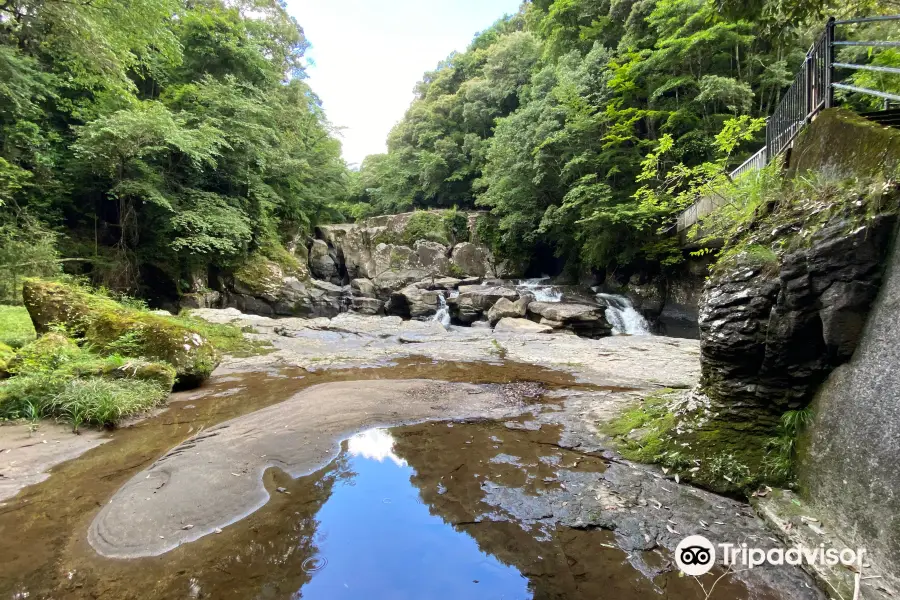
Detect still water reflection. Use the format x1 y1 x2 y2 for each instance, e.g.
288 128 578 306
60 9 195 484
296 428 531 599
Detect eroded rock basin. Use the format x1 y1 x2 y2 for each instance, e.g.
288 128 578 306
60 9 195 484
0 348 822 599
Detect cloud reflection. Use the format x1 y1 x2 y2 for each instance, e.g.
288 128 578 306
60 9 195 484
347 429 407 467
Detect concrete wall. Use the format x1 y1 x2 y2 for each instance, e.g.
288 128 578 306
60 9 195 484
800 220 900 587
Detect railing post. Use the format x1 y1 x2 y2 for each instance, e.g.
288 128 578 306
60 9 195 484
805 52 813 122
825 16 836 108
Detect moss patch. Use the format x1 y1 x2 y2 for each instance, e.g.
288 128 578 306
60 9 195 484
22 279 219 387
604 390 779 496
233 253 285 297
0 342 13 377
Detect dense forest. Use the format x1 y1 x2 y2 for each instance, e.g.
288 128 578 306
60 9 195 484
0 0 347 302
343 0 900 275
2 0 899 301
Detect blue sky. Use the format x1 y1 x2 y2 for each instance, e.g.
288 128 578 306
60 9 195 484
285 0 523 167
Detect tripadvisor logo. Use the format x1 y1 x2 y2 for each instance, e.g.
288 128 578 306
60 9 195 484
675 535 716 576
675 535 866 575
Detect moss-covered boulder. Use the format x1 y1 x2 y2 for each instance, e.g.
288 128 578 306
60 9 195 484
22 280 219 387
0 342 14 378
70 358 177 390
8 332 83 374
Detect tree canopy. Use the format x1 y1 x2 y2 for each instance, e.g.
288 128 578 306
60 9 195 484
346 0 899 275
0 0 348 299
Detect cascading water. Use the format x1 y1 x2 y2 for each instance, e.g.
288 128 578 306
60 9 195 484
595 293 651 336
432 292 451 328
516 277 563 303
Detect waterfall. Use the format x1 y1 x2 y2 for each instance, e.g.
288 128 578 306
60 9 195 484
516 277 562 303
595 293 650 336
433 292 451 328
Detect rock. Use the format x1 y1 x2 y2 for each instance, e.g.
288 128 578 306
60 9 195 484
451 242 494 278
453 286 519 324
527 302 611 338
494 318 553 334
272 278 348 318
351 278 376 298
414 240 450 274
21 280 218 387
308 239 338 281
181 291 222 310
487 297 527 325
424 277 462 290
389 286 443 319
350 297 384 316
699 215 896 413
470 320 492 329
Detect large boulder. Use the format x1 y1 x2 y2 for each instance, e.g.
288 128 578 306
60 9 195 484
351 278 376 298
318 212 503 300
230 255 349 318
527 301 611 338
350 297 384 316
699 214 896 414
451 242 493 277
451 286 519 324
487 297 528 325
493 318 553 334
22 280 219 387
308 239 338 281
388 286 444 319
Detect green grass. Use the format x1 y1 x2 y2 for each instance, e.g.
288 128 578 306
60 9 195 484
0 305 36 348
0 374 168 430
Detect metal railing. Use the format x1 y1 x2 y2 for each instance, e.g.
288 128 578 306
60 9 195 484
675 14 900 232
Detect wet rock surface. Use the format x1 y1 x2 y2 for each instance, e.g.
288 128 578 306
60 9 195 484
0 308 819 600
190 308 700 388
88 379 533 558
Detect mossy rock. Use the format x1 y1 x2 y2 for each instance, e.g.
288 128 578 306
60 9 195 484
0 342 14 378
9 333 84 375
70 358 177 390
22 280 219 387
232 253 285 298
604 391 777 496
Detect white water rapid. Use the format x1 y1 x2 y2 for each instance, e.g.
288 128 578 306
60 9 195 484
516 278 563 302
595 293 651 336
433 292 451 328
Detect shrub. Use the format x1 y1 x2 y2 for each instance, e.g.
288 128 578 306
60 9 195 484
442 207 469 245
401 211 450 246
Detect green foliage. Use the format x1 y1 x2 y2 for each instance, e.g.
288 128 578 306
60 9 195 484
402 211 451 246
764 407 814 481
350 0 894 276
442 207 470 245
0 0 348 297
0 305 36 348
0 374 169 430
0 209 61 304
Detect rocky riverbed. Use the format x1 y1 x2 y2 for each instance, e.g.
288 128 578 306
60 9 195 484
0 309 824 600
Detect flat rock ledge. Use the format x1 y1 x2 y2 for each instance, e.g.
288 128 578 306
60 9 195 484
88 379 530 559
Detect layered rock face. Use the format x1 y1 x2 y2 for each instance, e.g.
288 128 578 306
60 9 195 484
699 214 896 416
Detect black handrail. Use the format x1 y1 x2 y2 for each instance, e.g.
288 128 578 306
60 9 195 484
675 14 900 232
756 15 900 169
